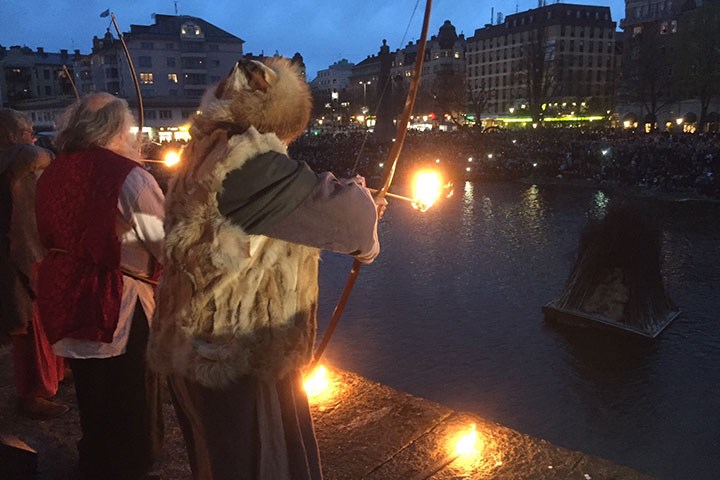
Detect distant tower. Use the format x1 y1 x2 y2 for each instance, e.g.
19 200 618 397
497 12 504 24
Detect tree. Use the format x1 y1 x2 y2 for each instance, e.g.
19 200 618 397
620 27 673 125
428 65 467 127
673 2 720 130
465 81 490 128
516 26 557 123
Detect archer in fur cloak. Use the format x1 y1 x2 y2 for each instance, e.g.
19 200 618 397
148 58 382 480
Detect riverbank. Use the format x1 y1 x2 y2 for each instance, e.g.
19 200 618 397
513 174 720 204
1 341 653 479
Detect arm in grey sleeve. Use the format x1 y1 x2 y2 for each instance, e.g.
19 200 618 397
260 172 381 264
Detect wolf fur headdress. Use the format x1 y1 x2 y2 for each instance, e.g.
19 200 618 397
192 57 312 143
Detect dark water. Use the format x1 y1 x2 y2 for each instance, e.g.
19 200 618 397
317 181 720 480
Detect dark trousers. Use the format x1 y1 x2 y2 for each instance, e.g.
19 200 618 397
69 305 163 480
169 370 322 480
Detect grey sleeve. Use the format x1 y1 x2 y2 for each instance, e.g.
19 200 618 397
261 172 381 264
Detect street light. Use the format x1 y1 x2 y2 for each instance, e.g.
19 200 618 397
359 80 371 109
330 90 340 127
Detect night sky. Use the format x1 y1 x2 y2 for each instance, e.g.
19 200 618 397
0 0 626 79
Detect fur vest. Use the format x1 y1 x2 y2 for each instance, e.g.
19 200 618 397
0 145 52 334
147 127 320 388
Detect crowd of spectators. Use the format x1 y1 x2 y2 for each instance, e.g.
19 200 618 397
140 128 719 199
288 128 720 198
32 122 720 199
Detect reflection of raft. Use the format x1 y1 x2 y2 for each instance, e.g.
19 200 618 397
543 200 680 338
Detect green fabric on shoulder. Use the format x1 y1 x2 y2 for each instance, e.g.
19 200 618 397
217 151 318 234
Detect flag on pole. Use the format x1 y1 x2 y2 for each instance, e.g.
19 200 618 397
100 9 110 18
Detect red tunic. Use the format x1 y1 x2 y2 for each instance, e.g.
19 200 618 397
35 148 138 344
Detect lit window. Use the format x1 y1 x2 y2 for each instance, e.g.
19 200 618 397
168 73 178 83
181 23 203 37
140 73 154 84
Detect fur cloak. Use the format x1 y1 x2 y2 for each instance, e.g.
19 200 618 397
147 127 320 388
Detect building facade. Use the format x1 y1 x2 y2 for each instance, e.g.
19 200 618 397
1 14 313 139
307 22 467 133
87 14 245 140
310 58 354 102
0 46 85 129
466 3 617 122
619 0 680 127
392 20 467 122
309 58 355 128
619 0 720 131
347 48 385 117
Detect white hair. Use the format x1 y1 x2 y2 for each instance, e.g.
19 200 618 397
54 93 135 153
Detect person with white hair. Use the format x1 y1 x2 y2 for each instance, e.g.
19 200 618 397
34 93 165 480
0 108 68 420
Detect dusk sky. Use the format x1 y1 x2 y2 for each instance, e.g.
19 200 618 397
0 0 626 79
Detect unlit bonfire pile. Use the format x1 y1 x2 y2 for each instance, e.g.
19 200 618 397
543 200 680 338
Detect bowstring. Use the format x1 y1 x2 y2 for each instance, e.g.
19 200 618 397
350 0 421 176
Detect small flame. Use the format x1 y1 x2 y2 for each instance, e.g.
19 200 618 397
303 365 329 397
163 150 181 167
412 170 443 212
454 423 479 457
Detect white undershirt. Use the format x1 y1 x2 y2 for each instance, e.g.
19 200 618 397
52 167 165 359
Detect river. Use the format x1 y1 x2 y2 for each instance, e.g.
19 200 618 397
317 181 720 480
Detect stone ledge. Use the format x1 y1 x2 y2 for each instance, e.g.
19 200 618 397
311 366 654 480
0 344 653 479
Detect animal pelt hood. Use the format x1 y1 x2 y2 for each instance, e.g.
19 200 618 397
192 57 312 144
